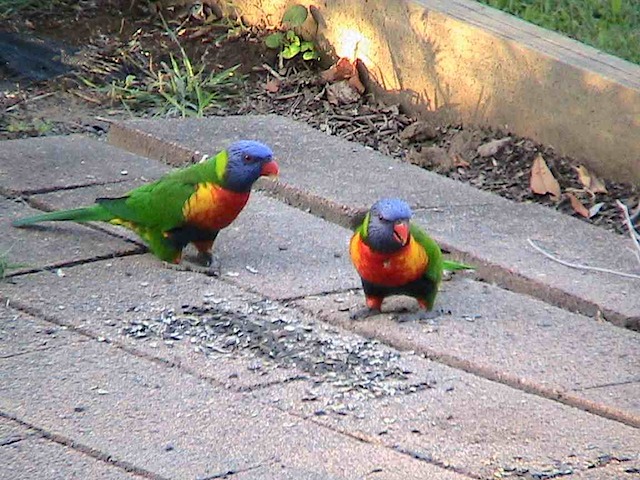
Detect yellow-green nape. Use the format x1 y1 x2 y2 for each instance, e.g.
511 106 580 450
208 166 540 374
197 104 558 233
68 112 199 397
214 149 229 181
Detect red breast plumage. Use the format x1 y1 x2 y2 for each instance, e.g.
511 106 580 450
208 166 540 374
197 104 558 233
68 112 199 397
349 232 429 287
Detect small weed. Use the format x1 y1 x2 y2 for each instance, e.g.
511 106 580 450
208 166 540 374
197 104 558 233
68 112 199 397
265 4 320 65
0 249 25 280
479 0 640 64
84 16 244 117
5 118 53 135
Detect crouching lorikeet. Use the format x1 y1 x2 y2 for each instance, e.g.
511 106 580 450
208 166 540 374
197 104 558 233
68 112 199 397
13 140 279 265
349 198 472 318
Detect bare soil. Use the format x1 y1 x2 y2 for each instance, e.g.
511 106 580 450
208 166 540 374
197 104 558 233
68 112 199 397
1 0 638 235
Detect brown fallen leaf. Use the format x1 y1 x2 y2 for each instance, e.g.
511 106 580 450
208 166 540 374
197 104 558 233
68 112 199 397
575 165 608 194
264 78 281 93
566 192 590 218
530 153 561 200
477 137 511 157
406 146 454 171
399 121 437 143
320 58 365 93
452 153 470 168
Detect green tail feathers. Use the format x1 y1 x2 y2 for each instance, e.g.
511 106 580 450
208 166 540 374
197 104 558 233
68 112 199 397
12 205 114 227
442 259 474 271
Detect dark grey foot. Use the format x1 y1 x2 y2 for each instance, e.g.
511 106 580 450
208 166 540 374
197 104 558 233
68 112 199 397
349 307 379 320
168 254 221 277
196 251 213 266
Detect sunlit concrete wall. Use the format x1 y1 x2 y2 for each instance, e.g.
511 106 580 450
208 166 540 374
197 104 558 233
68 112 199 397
204 0 640 185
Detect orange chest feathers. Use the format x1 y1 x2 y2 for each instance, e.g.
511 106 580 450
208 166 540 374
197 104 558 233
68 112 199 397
349 233 429 287
182 182 250 230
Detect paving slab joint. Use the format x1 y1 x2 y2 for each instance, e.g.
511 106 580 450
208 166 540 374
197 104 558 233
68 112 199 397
4 248 147 279
0 410 169 480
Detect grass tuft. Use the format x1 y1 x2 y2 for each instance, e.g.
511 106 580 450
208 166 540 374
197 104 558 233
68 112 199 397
478 0 640 64
82 14 244 117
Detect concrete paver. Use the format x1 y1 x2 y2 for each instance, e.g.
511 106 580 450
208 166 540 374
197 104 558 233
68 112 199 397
0 331 470 480
0 256 299 391
107 115 640 326
1 419 140 480
3 258 638 479
577 382 640 415
0 305 87 358
292 278 640 419
0 134 168 195
263 369 640 479
413 203 640 327
0 197 140 275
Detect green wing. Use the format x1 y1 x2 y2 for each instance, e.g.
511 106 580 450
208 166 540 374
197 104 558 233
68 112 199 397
97 152 224 231
410 223 444 286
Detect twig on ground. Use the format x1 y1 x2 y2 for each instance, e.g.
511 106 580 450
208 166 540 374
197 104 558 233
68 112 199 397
615 200 640 267
527 238 640 281
5 92 55 112
261 63 284 80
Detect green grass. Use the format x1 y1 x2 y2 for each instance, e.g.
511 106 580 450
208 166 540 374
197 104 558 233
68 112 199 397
478 0 640 64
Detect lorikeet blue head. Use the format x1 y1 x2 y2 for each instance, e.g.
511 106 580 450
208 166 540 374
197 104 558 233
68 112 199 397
365 198 412 253
224 140 279 192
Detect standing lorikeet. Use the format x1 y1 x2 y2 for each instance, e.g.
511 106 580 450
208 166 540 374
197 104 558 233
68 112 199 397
349 198 472 318
13 140 278 265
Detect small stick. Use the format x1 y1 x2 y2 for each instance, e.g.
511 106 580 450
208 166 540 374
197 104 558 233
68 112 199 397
616 199 640 267
527 238 640 281
261 62 283 80
5 92 55 112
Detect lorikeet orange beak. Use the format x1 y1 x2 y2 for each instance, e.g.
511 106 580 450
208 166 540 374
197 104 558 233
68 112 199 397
260 160 279 177
393 220 410 246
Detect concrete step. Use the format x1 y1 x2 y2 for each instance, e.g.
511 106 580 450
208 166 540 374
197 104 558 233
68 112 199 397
107 115 640 329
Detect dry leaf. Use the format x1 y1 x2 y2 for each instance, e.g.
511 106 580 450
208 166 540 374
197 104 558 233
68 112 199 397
452 153 470 168
320 58 365 93
575 165 608 194
588 202 605 218
530 154 561 200
264 78 281 93
477 137 511 157
407 146 455 171
399 121 437 143
566 192 589 218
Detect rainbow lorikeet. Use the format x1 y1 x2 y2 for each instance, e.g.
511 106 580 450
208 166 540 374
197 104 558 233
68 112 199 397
349 198 472 319
13 140 278 265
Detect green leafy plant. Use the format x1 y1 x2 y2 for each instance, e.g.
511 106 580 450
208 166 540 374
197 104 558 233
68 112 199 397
264 4 319 62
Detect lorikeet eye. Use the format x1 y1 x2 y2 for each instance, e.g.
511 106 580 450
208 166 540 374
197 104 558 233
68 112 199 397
244 154 253 163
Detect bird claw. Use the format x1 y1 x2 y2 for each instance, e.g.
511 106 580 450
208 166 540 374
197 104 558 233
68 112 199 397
165 255 221 277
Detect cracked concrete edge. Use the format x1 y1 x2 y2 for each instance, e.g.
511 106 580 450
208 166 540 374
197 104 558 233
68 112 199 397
107 122 638 330
0 412 167 480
